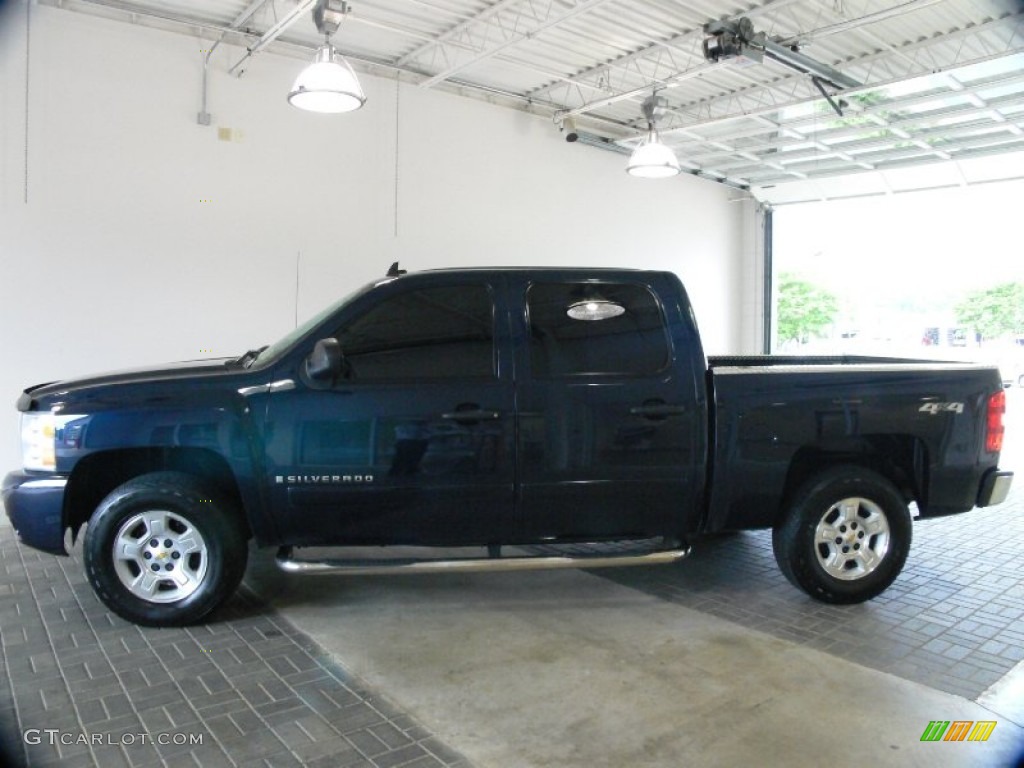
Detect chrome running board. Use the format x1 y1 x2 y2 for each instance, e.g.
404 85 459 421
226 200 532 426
275 544 690 576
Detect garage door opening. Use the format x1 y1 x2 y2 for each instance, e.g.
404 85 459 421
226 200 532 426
770 179 1024 385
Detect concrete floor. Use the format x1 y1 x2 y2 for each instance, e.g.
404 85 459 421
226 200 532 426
245 552 1023 768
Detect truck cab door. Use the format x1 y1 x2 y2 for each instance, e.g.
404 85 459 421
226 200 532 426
261 277 515 546
511 274 701 541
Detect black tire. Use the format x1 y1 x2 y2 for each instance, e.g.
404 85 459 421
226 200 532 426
772 465 911 604
83 471 248 626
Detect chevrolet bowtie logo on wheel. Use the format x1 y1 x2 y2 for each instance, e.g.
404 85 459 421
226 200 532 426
920 720 997 742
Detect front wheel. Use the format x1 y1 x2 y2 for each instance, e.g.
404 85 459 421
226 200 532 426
772 466 911 604
84 472 248 626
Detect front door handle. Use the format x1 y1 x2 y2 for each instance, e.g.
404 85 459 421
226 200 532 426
630 402 686 420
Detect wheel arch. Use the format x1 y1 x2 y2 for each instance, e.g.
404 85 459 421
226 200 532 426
778 434 927 523
64 447 252 545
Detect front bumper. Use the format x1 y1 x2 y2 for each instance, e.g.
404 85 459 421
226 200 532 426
978 469 1013 508
2 471 69 555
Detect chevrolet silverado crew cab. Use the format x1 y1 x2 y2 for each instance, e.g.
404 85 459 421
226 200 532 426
2 266 1014 626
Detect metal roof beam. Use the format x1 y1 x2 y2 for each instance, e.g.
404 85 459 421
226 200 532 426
229 0 271 30
547 0 966 122
398 0 614 89
675 96 1024 178
228 0 319 76
529 0 807 104
686 102 1024 172
727 118 1024 180
747 135 1024 186
775 0 948 48
40 0 245 36
656 13 1024 135
347 11 619 94
674 70 1024 153
396 0 525 67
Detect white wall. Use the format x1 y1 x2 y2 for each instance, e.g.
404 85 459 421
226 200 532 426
738 202 768 354
0 3 750 472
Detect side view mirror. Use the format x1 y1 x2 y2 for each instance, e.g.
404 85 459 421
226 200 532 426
304 338 344 383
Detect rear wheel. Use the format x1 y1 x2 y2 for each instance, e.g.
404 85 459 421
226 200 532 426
84 472 248 626
773 466 911 604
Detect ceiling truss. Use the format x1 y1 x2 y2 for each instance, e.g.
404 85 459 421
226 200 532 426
30 0 1024 199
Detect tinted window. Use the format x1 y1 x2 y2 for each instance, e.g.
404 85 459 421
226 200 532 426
527 282 669 376
334 285 494 380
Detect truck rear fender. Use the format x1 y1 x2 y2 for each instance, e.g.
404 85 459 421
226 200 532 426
63 447 258 546
780 435 928 518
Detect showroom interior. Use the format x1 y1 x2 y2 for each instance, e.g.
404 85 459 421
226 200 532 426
1 0 1023 766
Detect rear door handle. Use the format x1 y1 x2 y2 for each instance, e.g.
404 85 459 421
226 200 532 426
630 403 686 419
441 406 500 422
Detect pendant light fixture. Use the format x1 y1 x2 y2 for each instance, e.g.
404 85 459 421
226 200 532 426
626 94 680 178
288 0 366 114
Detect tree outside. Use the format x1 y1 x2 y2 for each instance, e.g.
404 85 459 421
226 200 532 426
776 273 839 345
954 282 1024 341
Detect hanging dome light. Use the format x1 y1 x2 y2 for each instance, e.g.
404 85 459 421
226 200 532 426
626 93 681 178
288 44 366 114
626 129 681 178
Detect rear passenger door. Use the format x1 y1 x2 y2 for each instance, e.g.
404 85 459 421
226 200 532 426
512 275 699 541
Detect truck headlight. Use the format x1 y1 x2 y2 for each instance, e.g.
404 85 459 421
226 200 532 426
21 413 56 471
21 413 84 471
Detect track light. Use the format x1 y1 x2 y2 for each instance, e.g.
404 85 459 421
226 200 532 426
626 95 680 178
288 0 365 114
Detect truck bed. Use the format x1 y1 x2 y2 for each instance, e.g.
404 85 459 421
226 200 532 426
703 355 1003 534
708 355 961 368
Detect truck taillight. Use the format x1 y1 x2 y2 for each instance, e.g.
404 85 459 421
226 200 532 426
986 390 1006 453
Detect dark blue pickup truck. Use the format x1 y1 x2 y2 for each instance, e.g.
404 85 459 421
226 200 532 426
2 267 1014 625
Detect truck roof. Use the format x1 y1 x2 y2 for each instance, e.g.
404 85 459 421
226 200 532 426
391 265 671 278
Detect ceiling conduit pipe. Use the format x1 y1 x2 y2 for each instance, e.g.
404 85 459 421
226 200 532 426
198 0 272 125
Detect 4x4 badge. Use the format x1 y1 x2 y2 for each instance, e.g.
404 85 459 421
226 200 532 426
919 402 964 415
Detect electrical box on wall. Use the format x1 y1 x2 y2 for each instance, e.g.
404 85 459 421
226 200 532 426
217 127 245 143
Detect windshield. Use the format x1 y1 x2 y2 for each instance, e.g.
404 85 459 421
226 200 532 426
254 281 381 367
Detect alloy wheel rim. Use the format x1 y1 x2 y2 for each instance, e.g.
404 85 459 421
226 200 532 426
112 510 208 603
814 497 891 581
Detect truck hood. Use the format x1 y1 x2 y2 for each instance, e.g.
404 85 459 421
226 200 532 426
19 357 242 410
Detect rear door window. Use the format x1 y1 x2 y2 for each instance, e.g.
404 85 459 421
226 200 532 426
526 282 669 376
